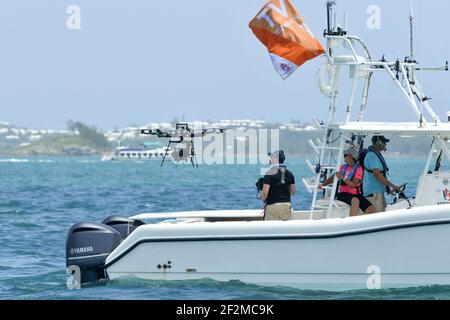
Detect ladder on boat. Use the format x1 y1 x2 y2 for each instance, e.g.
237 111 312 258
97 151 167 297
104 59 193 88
301 40 373 219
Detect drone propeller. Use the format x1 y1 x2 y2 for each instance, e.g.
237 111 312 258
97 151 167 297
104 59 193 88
140 129 172 138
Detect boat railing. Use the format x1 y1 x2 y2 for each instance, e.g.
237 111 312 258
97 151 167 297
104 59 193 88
306 4 448 219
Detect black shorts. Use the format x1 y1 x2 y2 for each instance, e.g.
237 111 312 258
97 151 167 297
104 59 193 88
336 192 373 212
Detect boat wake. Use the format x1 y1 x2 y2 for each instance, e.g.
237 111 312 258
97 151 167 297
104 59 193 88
0 158 29 163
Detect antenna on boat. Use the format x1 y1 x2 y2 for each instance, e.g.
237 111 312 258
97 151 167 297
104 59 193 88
409 1 415 62
324 1 337 57
325 1 335 36
324 1 345 36
343 13 348 32
409 0 416 83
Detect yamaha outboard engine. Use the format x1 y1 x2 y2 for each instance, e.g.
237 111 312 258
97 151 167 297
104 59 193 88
102 215 145 239
66 222 122 285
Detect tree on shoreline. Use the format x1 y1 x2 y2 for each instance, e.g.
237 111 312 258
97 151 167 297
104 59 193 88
66 120 110 149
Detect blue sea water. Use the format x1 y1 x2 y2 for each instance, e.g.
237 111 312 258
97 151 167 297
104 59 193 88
0 156 449 300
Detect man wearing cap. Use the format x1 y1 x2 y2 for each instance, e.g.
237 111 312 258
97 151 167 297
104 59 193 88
363 135 401 212
261 150 296 221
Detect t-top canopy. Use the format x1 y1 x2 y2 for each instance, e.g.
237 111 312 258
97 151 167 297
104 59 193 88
338 122 450 138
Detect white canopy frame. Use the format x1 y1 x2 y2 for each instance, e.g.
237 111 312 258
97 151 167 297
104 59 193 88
306 20 448 219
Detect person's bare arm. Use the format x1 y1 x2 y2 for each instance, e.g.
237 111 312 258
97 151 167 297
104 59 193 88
319 174 335 188
290 184 296 195
261 184 270 201
372 169 400 191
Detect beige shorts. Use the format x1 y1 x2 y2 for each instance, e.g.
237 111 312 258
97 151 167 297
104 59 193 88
265 203 292 221
367 193 386 212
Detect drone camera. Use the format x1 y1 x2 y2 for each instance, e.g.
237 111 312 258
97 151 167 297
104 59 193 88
176 123 189 130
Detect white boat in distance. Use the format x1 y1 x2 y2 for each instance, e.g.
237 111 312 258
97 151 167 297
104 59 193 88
67 2 450 290
102 146 171 161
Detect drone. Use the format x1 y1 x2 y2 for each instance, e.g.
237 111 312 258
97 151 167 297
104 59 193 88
140 123 225 167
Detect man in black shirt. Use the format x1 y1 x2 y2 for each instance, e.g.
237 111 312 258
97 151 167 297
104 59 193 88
261 150 296 221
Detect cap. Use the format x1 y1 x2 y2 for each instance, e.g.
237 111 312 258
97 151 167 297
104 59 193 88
343 147 359 160
372 135 390 145
268 150 286 164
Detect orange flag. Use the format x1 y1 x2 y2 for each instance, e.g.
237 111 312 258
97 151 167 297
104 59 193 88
249 0 325 79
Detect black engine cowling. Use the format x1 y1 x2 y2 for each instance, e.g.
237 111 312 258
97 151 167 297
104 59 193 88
66 222 122 285
101 215 145 239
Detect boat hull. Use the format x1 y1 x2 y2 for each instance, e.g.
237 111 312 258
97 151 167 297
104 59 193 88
105 205 450 290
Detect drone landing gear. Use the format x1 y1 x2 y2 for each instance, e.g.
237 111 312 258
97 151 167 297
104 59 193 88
161 137 198 168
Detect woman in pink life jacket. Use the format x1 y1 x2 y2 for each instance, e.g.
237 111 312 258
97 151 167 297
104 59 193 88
319 147 377 217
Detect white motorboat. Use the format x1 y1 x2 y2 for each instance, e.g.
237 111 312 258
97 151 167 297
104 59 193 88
101 145 172 162
66 2 450 290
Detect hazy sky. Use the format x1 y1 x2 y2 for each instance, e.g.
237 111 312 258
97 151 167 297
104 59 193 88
0 0 449 129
